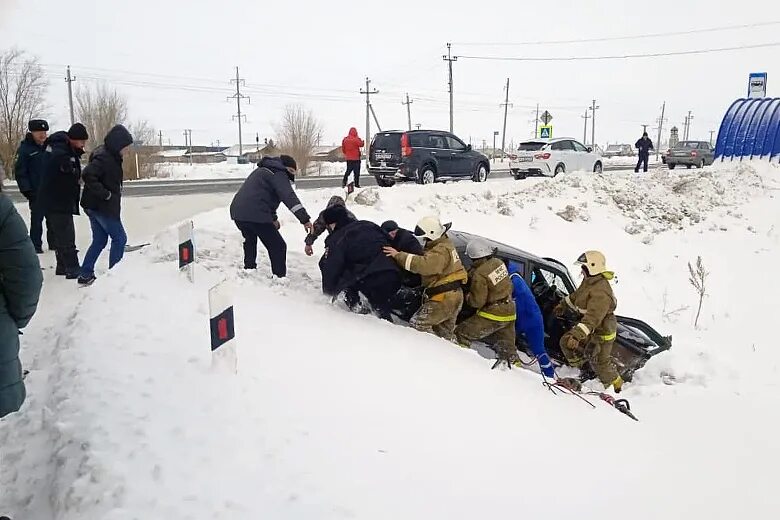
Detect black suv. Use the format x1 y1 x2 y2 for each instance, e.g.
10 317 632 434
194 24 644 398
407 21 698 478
368 130 490 187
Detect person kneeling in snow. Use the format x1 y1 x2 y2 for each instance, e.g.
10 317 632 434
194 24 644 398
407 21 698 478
554 250 623 392
454 240 518 365
507 261 555 379
320 205 401 321
304 195 356 257
384 216 468 342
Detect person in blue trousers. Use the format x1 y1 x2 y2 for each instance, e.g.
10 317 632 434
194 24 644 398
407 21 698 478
77 125 134 286
507 261 556 379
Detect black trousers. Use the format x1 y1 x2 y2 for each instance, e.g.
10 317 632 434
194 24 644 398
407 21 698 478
28 198 52 250
235 220 287 277
635 153 650 172
47 212 79 272
342 160 362 188
345 270 402 321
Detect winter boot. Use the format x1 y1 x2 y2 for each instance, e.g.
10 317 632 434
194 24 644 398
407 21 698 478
611 376 624 394
77 274 97 287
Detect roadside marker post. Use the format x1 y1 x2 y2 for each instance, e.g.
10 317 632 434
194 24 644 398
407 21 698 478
178 220 195 283
209 281 237 373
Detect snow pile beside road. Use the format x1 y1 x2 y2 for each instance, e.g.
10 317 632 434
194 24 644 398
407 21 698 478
150 161 347 181
2 161 779 519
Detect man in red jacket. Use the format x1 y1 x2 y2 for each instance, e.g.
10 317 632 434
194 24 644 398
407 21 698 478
341 127 365 188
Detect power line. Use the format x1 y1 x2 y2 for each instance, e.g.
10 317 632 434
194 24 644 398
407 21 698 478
228 67 250 155
457 42 780 62
453 20 780 46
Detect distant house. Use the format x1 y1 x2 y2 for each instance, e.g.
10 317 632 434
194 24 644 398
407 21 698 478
188 151 227 164
310 145 344 162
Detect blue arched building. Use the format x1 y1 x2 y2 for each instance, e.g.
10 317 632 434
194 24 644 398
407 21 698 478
714 98 780 162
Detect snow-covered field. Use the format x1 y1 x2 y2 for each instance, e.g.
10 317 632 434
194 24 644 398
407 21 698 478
2 162 779 519
152 161 348 181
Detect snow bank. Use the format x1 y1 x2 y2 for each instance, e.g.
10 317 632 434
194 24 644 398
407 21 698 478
2 162 779 519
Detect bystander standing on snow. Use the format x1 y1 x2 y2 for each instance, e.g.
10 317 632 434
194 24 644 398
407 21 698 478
341 127 364 189
0 194 43 418
77 124 134 286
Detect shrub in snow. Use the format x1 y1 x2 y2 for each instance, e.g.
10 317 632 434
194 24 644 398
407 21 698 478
555 204 589 222
688 256 708 329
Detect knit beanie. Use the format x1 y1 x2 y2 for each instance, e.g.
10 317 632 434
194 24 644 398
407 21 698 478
67 123 89 141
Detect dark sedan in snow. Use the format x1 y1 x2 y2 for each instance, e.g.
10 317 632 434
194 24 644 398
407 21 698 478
391 230 672 381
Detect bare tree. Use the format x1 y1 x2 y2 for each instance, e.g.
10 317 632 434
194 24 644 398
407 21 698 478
124 120 156 180
75 83 129 152
277 104 323 176
0 48 47 181
688 256 708 328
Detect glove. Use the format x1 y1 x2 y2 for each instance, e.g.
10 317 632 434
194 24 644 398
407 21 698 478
273 220 281 230
553 303 565 318
304 244 314 256
561 331 582 352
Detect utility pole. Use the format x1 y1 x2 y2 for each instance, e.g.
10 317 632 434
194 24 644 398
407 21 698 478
535 103 540 138
228 67 250 156
581 109 590 145
443 43 458 133
655 102 666 160
256 132 260 155
65 65 76 125
158 130 163 148
184 129 193 166
360 77 379 164
402 93 413 131
684 111 694 140
499 78 512 162
589 99 600 149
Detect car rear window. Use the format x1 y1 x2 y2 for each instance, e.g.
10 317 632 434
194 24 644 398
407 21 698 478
373 133 401 150
678 141 698 149
518 142 546 151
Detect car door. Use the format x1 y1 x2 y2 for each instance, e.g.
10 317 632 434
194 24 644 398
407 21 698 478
571 140 594 171
427 133 451 174
550 140 574 172
700 142 714 164
446 135 471 177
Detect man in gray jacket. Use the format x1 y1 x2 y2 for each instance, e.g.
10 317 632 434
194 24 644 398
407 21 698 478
230 155 313 277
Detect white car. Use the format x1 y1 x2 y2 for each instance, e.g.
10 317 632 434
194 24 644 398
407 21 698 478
508 138 603 179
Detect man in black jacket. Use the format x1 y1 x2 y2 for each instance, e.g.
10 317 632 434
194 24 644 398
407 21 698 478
14 119 51 253
321 205 401 321
230 155 313 277
39 123 89 278
78 125 134 286
380 220 424 255
634 132 654 173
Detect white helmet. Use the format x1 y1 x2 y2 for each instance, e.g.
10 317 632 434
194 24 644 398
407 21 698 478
466 239 495 260
576 250 608 276
414 216 451 241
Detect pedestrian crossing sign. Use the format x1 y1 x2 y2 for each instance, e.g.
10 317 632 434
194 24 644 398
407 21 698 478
539 125 553 139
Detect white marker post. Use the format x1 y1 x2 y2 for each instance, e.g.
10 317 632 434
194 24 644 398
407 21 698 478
209 281 237 373
178 220 195 283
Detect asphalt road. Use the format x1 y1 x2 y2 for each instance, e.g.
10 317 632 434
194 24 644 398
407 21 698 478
2 164 648 203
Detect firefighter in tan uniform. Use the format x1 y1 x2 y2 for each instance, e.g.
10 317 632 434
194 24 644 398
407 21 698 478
555 250 623 392
384 216 468 342
455 240 519 365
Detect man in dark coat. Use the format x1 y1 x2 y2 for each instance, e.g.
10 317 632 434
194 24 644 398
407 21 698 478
380 220 424 255
78 124 134 285
634 132 654 173
39 123 89 278
14 119 52 253
0 194 43 418
320 205 401 321
230 155 313 277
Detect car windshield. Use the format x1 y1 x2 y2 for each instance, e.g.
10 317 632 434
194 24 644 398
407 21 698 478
518 142 546 151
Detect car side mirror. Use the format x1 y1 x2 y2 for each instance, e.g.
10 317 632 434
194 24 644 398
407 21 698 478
587 147 593 153
466 144 472 151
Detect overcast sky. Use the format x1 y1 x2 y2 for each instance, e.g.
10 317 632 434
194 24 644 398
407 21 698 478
1 0 778 149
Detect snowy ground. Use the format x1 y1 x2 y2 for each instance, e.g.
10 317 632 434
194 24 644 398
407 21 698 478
151 161 348 181
2 162 779 519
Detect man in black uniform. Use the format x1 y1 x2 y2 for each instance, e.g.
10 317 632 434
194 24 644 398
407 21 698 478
14 119 51 253
634 132 654 173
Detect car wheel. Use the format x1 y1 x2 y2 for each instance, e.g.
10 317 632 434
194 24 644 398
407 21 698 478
593 161 603 174
472 163 488 182
375 177 395 188
686 164 692 169
418 166 436 185
697 160 704 169
554 163 565 177
668 163 676 170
